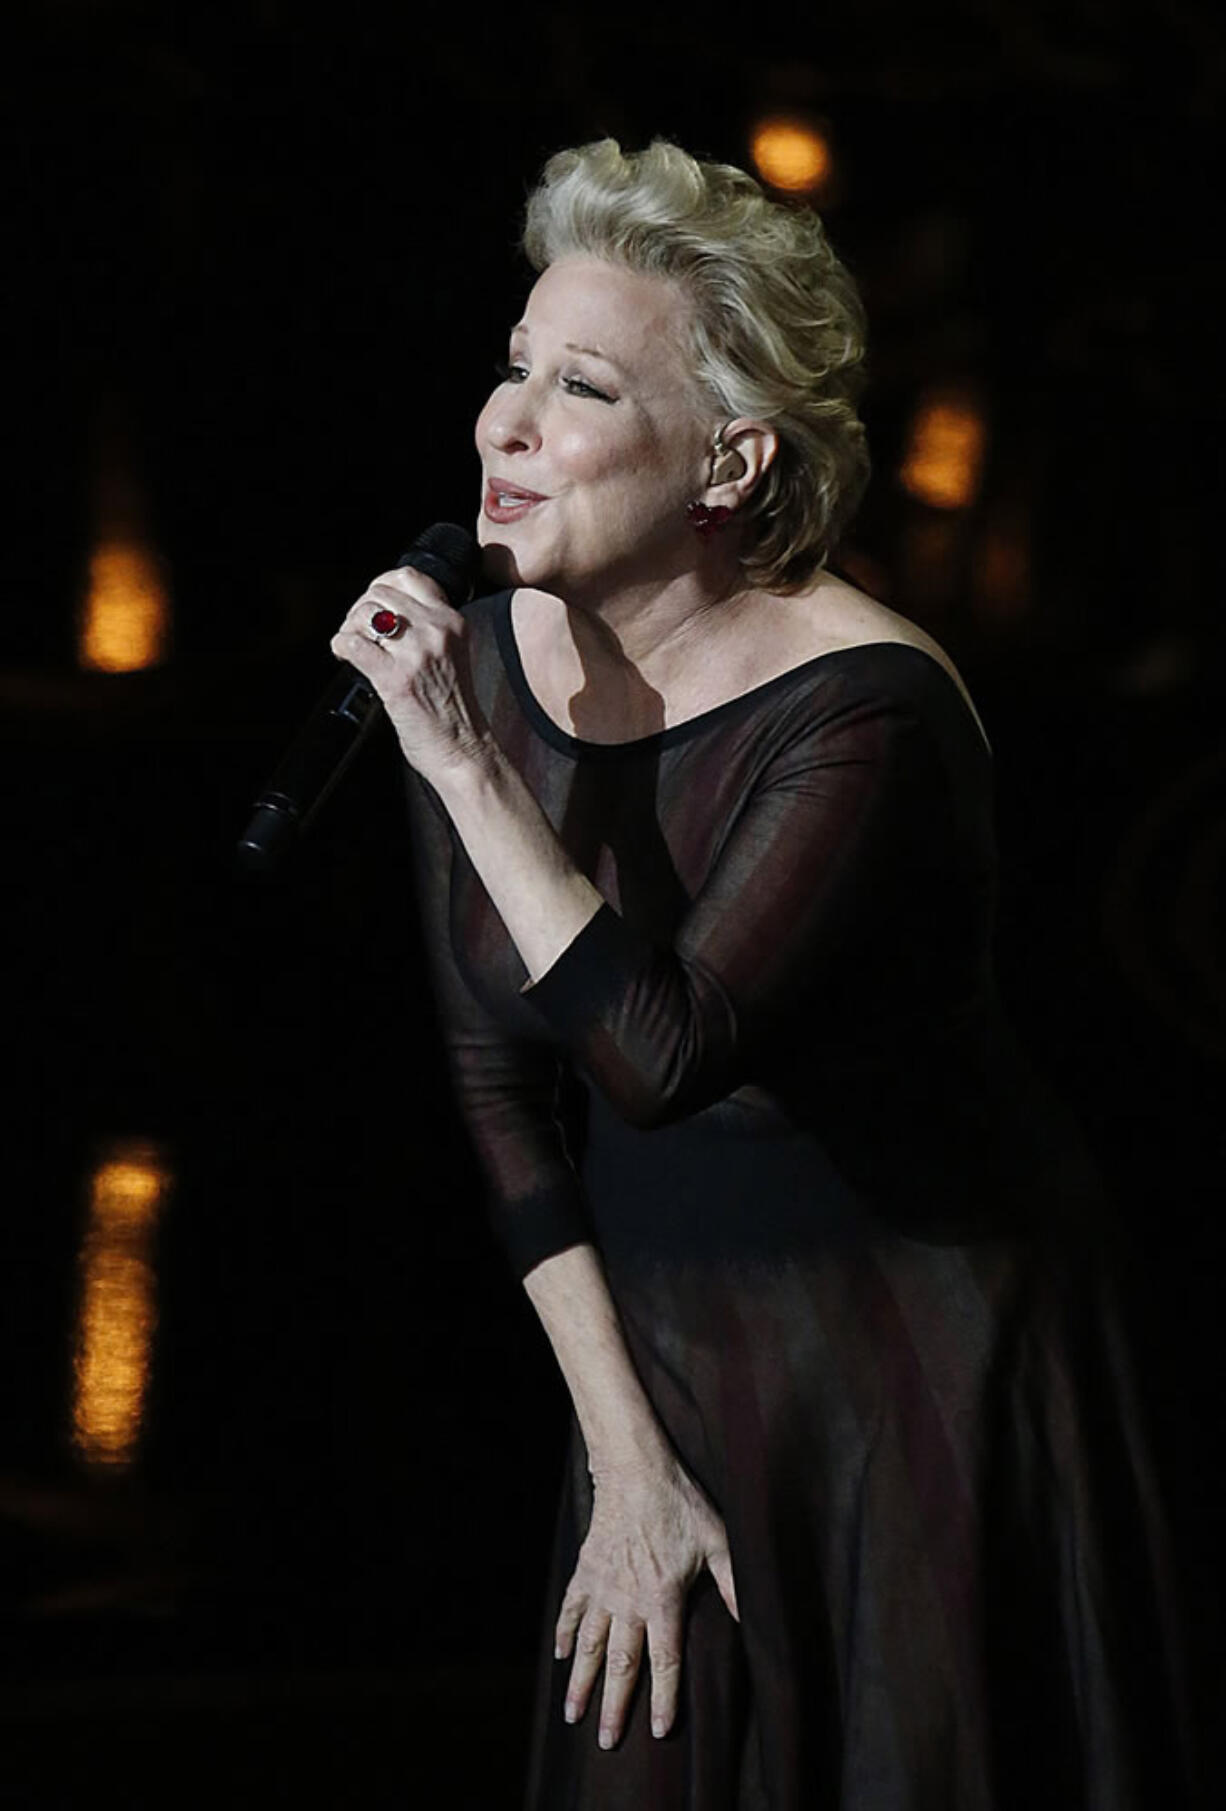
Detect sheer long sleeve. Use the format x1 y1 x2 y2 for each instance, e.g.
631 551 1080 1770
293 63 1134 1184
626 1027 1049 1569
405 766 592 1279
522 686 987 1129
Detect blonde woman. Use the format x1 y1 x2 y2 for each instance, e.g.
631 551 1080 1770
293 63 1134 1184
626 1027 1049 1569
333 140 1193 1809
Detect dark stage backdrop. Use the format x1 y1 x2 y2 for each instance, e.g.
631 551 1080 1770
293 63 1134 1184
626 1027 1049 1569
3 4 1223 1803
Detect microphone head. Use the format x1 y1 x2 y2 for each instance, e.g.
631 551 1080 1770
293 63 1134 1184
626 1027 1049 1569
396 522 481 607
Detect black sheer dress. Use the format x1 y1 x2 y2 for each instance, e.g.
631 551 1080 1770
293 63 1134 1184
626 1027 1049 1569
405 588 1193 1811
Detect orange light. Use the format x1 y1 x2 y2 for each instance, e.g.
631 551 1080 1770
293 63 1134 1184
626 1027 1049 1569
78 536 171 673
71 1140 172 1470
899 391 987 510
750 118 833 195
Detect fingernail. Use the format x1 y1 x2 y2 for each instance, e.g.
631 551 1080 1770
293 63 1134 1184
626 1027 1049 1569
652 1717 666 1738
554 1644 565 1660
598 1728 614 1750
564 1702 578 1725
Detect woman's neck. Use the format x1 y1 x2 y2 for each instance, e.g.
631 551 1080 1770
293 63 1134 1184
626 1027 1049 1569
510 568 775 745
545 558 755 684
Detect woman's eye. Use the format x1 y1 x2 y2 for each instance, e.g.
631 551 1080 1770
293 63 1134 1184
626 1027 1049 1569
493 362 612 401
562 375 614 402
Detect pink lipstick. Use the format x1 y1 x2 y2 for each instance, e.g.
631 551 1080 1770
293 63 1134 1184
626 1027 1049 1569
483 479 547 524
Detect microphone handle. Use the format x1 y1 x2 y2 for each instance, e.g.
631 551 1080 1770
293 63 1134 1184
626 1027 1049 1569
236 665 379 873
236 523 480 877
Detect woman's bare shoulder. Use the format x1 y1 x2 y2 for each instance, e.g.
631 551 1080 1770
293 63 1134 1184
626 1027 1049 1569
751 572 991 748
740 571 947 678
786 570 939 658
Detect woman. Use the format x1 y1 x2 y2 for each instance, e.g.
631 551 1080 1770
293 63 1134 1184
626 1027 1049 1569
332 141 1193 1808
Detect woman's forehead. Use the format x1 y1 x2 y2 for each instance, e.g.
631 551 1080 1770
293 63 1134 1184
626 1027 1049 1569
519 258 692 363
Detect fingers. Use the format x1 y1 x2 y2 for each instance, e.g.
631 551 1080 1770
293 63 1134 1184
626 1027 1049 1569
334 594 420 653
556 1599 685 1748
564 1613 654 1751
596 1618 645 1750
328 618 383 675
330 570 469 703
360 566 455 619
563 1605 610 1730
331 566 460 657
645 1603 684 1740
554 1583 585 1663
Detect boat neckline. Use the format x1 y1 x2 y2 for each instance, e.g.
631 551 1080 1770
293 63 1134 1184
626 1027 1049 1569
490 587 993 759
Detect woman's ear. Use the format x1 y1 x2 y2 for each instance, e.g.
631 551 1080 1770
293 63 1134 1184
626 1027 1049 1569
706 419 778 508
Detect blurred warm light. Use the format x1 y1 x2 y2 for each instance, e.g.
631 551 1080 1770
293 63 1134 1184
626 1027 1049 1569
750 118 832 195
71 1139 172 1470
899 391 987 510
78 537 171 673
89 1153 165 1232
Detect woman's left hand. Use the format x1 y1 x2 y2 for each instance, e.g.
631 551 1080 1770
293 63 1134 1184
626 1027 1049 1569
554 1451 739 1751
330 568 492 784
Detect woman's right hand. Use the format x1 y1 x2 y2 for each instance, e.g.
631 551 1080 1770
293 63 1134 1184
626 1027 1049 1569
329 567 493 788
554 1451 739 1750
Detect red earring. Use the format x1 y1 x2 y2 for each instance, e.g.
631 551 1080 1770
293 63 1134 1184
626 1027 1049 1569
685 500 732 537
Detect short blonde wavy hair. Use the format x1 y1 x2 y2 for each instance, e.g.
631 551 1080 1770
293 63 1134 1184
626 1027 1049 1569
522 138 871 593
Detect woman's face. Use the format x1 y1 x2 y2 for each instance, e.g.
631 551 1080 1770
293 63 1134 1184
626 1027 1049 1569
474 257 713 598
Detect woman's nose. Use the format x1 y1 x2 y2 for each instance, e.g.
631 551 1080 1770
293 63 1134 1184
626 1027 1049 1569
482 384 542 455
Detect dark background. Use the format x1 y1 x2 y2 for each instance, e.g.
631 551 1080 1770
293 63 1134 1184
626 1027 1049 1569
2 2 1223 1804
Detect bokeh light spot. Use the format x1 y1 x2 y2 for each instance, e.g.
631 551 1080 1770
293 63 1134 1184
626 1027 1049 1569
71 1139 172 1470
750 118 833 195
78 537 171 673
899 391 987 510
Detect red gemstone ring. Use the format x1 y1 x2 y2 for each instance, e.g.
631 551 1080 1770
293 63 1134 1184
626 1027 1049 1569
369 608 406 641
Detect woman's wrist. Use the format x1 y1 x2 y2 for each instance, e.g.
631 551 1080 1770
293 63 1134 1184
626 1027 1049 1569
557 1344 675 1482
583 1406 677 1485
413 724 506 802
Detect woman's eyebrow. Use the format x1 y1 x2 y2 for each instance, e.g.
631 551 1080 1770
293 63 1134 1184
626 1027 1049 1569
564 341 624 371
510 323 624 372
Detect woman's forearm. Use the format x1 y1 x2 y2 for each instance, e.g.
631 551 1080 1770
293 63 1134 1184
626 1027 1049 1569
432 738 603 986
426 736 666 1458
522 1242 672 1478
528 1245 738 1751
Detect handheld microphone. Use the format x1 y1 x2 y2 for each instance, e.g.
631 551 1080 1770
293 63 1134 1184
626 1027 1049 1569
236 522 480 875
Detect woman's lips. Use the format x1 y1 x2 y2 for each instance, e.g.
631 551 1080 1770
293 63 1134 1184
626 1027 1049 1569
483 481 547 525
